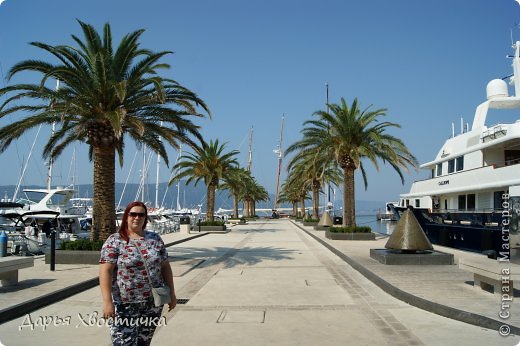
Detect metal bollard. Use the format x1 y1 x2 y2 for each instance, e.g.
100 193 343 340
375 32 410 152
0 231 7 257
50 230 56 271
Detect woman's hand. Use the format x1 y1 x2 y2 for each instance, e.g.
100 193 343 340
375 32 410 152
99 262 117 319
168 293 177 311
102 301 115 319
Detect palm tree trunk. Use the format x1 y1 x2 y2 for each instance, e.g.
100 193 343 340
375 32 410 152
207 184 216 221
292 202 297 217
300 196 306 217
92 146 116 241
233 193 239 218
312 187 320 219
342 166 356 227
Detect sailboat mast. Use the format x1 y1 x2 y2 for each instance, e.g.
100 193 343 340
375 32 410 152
325 82 331 210
155 150 161 209
141 144 146 201
47 80 60 191
176 146 182 210
247 126 253 172
155 121 163 209
273 115 284 211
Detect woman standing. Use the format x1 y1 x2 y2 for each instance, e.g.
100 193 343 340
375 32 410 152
99 201 176 345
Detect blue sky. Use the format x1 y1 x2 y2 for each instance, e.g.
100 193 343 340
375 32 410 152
0 0 519 205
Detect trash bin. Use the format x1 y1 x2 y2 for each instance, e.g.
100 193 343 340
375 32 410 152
179 216 191 233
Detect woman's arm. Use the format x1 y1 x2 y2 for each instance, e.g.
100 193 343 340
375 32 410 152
99 262 116 318
161 260 177 311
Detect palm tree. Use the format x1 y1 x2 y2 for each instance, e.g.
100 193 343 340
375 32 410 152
0 21 209 241
247 179 269 217
239 175 269 218
278 181 303 217
221 166 250 218
285 149 341 219
170 139 239 222
286 98 417 227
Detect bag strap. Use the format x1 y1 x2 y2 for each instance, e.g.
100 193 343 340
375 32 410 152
132 239 155 288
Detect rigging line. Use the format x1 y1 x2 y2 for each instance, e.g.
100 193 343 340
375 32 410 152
117 149 139 210
135 147 151 200
160 147 183 208
0 60 28 176
13 124 43 201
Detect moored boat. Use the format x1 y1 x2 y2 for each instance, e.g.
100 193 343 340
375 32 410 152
394 40 520 257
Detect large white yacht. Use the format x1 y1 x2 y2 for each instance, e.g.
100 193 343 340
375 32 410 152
395 41 520 255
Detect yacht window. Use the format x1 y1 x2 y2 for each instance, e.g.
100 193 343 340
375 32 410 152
456 156 464 171
406 199 410 207
458 195 466 210
448 159 455 173
415 199 420 208
436 163 442 176
494 191 505 210
467 194 475 210
505 150 520 166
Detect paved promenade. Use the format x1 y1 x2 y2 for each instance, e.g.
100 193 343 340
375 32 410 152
0 219 519 345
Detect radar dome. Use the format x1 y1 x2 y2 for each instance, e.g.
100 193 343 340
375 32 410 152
486 79 508 100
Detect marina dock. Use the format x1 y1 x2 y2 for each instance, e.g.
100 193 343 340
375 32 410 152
0 219 518 345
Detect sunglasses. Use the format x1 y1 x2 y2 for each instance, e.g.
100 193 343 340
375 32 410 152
129 212 146 218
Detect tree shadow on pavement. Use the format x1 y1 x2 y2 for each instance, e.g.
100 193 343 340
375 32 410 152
170 246 298 269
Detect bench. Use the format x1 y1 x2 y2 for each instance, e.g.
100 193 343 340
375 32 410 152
459 257 520 294
0 256 34 286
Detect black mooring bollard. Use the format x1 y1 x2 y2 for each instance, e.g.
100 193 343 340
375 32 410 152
50 230 56 271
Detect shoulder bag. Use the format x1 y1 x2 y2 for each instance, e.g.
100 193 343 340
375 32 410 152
134 241 171 307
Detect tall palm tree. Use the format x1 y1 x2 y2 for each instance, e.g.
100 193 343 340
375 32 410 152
170 139 238 222
0 21 209 240
287 98 417 227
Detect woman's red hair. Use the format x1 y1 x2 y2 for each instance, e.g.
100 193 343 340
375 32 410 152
118 201 148 242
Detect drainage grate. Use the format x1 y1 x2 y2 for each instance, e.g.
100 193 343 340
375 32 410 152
176 298 190 305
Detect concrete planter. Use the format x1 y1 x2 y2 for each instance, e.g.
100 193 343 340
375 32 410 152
303 222 318 227
196 225 228 233
313 225 331 231
325 230 375 240
45 250 100 265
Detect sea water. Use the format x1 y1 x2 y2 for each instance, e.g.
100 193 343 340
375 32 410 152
355 214 396 236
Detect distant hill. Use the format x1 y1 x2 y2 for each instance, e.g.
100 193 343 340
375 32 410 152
0 183 384 214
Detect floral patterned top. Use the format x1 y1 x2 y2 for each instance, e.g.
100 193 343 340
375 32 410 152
99 231 168 304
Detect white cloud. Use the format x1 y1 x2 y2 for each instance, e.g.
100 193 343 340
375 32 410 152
0 0 6 6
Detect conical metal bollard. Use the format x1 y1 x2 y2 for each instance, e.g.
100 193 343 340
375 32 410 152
385 208 433 252
318 211 333 227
